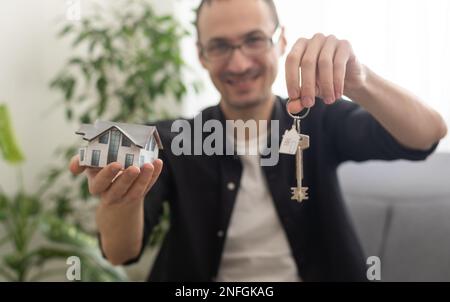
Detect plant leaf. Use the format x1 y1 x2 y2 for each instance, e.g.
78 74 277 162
0 104 25 164
40 215 96 248
0 192 9 221
58 24 74 37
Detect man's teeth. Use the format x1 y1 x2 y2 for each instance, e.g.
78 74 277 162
228 77 255 85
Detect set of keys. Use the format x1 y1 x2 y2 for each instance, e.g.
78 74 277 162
279 99 310 202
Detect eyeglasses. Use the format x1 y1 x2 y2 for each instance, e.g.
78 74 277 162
200 26 282 62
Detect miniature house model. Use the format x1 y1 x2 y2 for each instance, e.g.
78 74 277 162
76 121 163 168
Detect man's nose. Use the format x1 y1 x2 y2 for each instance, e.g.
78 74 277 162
226 48 253 73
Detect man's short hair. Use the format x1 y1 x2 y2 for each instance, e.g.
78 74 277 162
195 0 280 40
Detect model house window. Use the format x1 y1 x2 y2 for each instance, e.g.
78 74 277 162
125 154 134 168
91 150 100 167
80 149 85 161
99 132 109 144
150 137 156 151
139 155 145 167
122 136 132 147
107 130 121 164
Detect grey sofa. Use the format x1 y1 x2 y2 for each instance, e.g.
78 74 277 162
339 152 450 282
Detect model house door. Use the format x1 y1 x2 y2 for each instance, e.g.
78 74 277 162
107 129 121 164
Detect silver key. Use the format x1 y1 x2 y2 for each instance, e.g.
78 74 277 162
291 119 310 202
282 99 311 203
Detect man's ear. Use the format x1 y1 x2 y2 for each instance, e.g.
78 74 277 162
278 26 287 57
197 42 208 69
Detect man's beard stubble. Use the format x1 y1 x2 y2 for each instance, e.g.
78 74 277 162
219 66 272 110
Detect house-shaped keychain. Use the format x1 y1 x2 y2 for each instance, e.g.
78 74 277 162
76 121 163 168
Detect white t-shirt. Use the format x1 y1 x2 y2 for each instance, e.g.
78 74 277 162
216 129 301 282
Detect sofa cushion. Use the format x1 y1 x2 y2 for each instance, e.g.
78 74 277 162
382 198 450 282
344 193 391 259
338 153 450 281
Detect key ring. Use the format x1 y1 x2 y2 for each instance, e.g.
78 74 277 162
286 98 310 120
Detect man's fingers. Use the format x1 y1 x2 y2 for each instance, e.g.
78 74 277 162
285 38 308 100
145 159 163 195
70 153 163 204
85 166 102 179
300 33 326 108
123 163 155 203
286 34 353 110
89 162 123 195
102 166 140 203
333 40 352 100
318 35 338 104
69 155 86 176
287 99 304 115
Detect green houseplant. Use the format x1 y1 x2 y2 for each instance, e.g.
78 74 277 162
48 0 194 211
50 0 193 124
1 0 194 281
45 0 194 278
0 104 127 281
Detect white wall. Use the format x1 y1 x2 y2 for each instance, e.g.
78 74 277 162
179 0 450 152
0 0 70 195
273 0 450 152
1 0 448 195
0 0 177 282
0 0 176 195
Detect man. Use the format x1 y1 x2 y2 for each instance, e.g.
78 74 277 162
70 0 447 281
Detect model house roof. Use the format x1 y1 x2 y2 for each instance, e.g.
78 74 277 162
76 120 163 149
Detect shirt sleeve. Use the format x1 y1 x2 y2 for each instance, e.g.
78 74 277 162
121 148 174 265
322 99 440 164
98 126 175 266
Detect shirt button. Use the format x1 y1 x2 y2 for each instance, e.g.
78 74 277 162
227 182 236 191
217 230 224 238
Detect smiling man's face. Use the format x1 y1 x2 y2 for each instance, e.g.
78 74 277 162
197 0 285 110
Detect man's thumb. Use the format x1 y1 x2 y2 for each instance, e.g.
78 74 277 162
69 155 85 176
